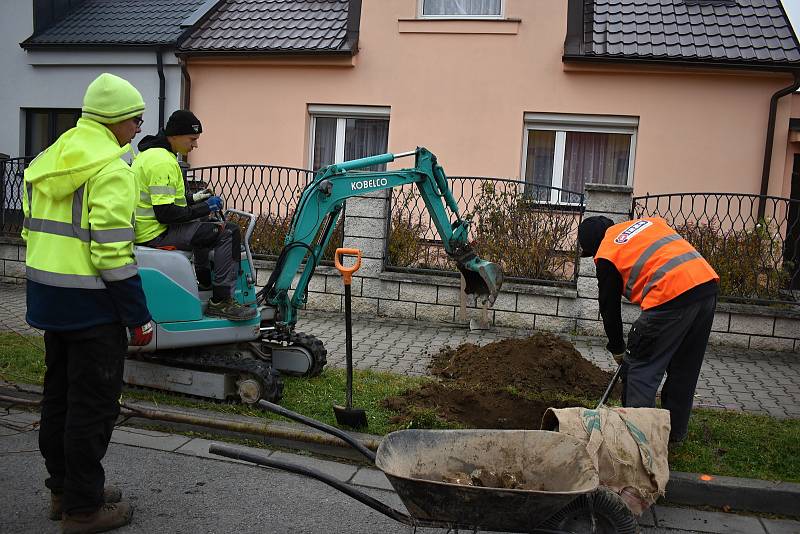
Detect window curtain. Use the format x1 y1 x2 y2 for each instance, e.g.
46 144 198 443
423 0 501 15
562 132 630 201
312 117 337 171
344 118 389 171
524 130 555 201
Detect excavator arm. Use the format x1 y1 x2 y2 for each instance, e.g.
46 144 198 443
259 147 503 328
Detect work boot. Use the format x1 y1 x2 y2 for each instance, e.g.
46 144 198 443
206 297 257 321
61 501 132 534
50 487 123 520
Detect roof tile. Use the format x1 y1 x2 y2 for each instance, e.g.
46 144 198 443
181 0 351 53
23 0 206 47
581 0 800 66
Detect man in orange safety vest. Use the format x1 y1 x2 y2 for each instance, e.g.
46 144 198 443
578 216 719 444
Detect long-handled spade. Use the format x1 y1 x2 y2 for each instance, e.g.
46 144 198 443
332 248 368 429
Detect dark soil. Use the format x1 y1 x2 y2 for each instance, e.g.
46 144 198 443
384 332 619 430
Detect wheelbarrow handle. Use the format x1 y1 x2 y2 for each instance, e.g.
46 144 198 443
207 444 570 534
334 248 362 285
258 399 375 462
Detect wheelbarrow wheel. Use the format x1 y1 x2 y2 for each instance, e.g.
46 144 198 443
538 487 638 534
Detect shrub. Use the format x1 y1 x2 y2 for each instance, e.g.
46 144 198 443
676 219 791 301
387 188 428 268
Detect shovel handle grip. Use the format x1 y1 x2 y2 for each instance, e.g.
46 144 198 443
334 248 362 285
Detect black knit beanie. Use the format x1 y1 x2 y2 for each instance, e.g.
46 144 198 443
577 216 615 257
165 110 202 136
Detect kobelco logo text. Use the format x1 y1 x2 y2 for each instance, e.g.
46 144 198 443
351 178 388 191
614 220 652 244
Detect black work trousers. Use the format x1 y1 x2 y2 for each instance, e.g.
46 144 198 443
622 293 717 442
39 323 126 514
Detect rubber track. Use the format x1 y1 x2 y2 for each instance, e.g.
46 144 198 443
263 330 327 378
130 348 284 403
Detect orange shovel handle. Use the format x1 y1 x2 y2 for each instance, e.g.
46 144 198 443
334 248 362 285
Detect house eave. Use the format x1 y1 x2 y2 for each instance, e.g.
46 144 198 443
562 53 800 74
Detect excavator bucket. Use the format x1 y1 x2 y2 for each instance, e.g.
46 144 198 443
457 256 504 306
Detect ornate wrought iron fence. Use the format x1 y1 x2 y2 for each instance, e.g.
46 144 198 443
632 193 800 305
1 157 32 236
385 177 585 286
185 164 343 261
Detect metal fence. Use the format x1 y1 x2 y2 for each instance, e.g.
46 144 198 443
185 164 343 261
1 157 32 236
632 193 800 305
385 177 585 286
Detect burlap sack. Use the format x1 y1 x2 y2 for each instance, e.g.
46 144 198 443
541 406 670 515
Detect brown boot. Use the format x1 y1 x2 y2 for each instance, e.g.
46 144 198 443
62 502 132 534
50 487 123 520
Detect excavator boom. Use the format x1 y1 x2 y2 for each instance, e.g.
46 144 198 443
259 147 503 327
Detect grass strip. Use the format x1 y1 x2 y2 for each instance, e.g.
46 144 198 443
2 332 798 482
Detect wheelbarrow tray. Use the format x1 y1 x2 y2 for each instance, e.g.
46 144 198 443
376 429 599 532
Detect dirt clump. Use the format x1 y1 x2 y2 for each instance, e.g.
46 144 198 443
384 332 618 429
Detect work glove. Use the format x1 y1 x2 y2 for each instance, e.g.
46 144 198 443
128 321 154 346
191 188 213 202
205 195 223 212
612 350 628 364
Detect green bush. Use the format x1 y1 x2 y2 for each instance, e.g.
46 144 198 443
229 211 342 262
467 182 578 281
387 188 427 267
676 219 791 301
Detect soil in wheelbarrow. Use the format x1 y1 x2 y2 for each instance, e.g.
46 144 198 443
383 332 619 430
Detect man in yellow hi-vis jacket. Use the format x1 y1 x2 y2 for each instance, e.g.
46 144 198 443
22 73 152 533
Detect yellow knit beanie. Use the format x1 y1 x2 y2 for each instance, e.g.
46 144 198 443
82 73 145 124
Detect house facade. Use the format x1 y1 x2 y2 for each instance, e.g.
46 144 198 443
181 0 800 201
0 0 213 159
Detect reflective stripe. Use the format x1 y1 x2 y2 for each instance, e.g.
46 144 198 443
26 266 105 289
99 263 138 282
72 184 84 238
91 227 135 243
624 234 681 299
140 191 151 201
149 185 176 196
175 198 187 207
24 218 90 241
640 251 703 300
136 207 155 217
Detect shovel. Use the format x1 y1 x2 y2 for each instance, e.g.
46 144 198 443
596 351 628 409
332 248 368 429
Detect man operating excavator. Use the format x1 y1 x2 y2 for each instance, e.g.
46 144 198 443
577 216 719 444
132 110 256 321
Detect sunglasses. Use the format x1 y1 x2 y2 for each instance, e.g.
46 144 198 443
132 116 144 127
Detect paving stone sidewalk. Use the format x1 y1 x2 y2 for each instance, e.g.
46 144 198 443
1 283 798 419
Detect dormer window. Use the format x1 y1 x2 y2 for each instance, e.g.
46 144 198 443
420 0 503 18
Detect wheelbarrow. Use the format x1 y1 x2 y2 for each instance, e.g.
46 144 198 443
209 400 635 533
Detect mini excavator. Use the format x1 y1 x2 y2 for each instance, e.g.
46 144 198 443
124 147 503 404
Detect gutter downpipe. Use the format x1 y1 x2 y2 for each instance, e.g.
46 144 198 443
179 55 191 110
156 48 166 129
758 71 800 220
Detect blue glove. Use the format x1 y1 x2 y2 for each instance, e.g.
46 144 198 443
206 195 223 212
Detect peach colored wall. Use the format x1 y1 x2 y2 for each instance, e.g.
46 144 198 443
187 0 796 198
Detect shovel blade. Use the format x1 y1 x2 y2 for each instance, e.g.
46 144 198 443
333 404 368 429
457 258 504 306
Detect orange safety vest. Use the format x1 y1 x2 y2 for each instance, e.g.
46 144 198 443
595 217 719 309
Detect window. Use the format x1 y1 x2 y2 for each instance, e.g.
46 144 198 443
308 105 390 172
25 108 81 156
420 0 503 18
522 113 638 204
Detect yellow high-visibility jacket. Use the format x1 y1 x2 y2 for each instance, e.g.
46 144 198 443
132 146 185 244
22 117 150 330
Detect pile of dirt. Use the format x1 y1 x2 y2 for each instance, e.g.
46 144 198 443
384 332 618 430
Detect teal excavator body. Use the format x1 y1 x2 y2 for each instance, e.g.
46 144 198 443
125 148 503 404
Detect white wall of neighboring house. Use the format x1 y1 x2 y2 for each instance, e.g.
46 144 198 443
0 0 184 158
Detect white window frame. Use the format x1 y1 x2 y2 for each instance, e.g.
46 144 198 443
520 113 638 205
307 104 391 168
417 0 505 19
